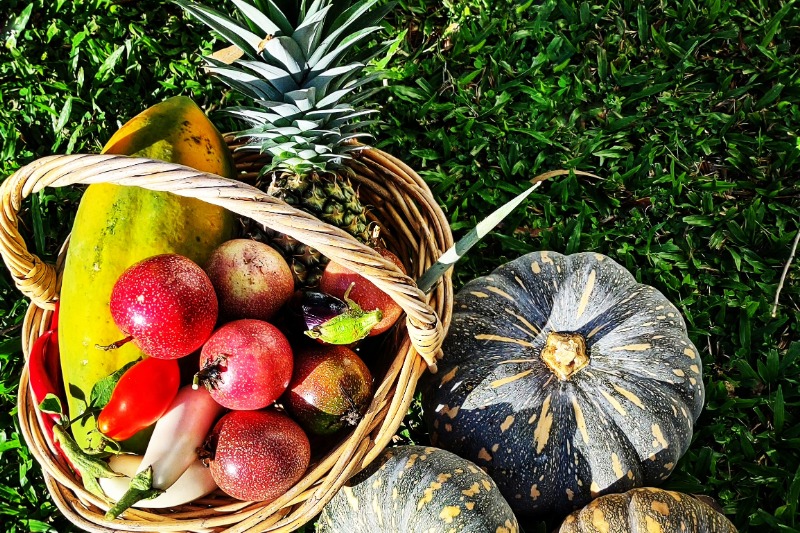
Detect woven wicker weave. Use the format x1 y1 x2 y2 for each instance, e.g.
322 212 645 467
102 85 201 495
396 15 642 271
1 145 453 532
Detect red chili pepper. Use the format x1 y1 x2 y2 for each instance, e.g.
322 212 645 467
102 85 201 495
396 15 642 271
96 357 181 441
28 304 62 405
28 304 67 461
28 331 61 417
45 304 62 395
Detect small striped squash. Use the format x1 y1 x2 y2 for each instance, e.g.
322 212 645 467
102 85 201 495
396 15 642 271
558 488 737 532
318 446 520 532
421 251 705 517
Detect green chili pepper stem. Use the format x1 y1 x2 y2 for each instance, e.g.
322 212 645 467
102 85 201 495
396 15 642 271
52 425 122 499
82 475 105 500
342 282 357 303
52 425 121 480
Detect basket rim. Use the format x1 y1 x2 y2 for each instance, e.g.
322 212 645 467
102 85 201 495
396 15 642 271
1 147 449 367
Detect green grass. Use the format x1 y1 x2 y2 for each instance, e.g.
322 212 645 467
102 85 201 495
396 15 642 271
1 0 799 531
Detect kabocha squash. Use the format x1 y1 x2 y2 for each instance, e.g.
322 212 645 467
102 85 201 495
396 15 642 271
317 445 520 532
59 96 236 451
558 487 737 532
422 251 705 517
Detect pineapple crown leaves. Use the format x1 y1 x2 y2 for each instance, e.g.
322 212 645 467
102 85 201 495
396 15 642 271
173 0 395 173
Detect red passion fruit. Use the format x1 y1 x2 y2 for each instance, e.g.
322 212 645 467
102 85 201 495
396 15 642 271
285 345 374 435
109 254 218 359
196 319 293 410
203 409 310 502
204 239 294 322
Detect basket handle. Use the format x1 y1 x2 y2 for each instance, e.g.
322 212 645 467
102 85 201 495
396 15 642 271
0 153 443 367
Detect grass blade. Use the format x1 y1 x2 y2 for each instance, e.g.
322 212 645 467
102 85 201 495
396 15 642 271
417 170 598 293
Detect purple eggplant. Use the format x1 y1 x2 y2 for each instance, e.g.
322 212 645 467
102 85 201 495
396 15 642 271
288 288 382 345
290 290 350 331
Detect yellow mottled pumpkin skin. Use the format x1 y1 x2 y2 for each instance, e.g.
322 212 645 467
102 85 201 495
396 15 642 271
59 96 235 451
558 488 738 533
318 446 520 533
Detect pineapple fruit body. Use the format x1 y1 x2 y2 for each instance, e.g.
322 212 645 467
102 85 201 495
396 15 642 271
174 0 389 285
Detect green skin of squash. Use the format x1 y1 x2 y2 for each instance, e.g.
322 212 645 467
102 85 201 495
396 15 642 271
59 96 236 452
558 487 738 532
318 445 520 533
422 251 706 518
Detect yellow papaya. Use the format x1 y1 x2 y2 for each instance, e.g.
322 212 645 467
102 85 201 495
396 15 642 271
59 96 236 451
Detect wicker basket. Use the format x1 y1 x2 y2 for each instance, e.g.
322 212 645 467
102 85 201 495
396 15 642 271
0 144 454 532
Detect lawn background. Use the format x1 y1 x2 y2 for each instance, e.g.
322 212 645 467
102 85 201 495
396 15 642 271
1 0 799 531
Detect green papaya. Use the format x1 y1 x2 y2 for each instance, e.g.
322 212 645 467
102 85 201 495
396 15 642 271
59 96 236 451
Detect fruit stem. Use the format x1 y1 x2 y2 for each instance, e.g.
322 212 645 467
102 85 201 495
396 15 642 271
540 332 589 380
341 408 362 427
342 282 356 302
197 432 216 466
368 224 382 247
339 384 364 427
95 335 134 351
105 467 164 519
193 354 228 391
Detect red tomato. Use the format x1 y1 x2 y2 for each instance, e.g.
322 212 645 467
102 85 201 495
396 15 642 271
97 357 180 441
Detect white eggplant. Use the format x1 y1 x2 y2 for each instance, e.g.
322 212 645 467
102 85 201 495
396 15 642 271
105 385 224 519
138 385 223 485
100 454 218 508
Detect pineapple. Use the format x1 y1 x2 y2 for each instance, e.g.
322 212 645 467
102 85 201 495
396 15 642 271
174 0 392 285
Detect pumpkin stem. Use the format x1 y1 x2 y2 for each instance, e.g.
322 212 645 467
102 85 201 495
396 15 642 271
541 332 589 380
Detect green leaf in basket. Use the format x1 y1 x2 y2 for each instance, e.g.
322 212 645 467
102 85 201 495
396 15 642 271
69 383 87 410
38 393 64 418
89 359 139 409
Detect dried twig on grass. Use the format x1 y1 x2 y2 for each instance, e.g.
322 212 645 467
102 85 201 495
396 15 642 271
772 228 800 317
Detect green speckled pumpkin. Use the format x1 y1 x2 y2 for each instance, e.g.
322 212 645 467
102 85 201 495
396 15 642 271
317 445 520 533
558 488 737 532
421 251 705 517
